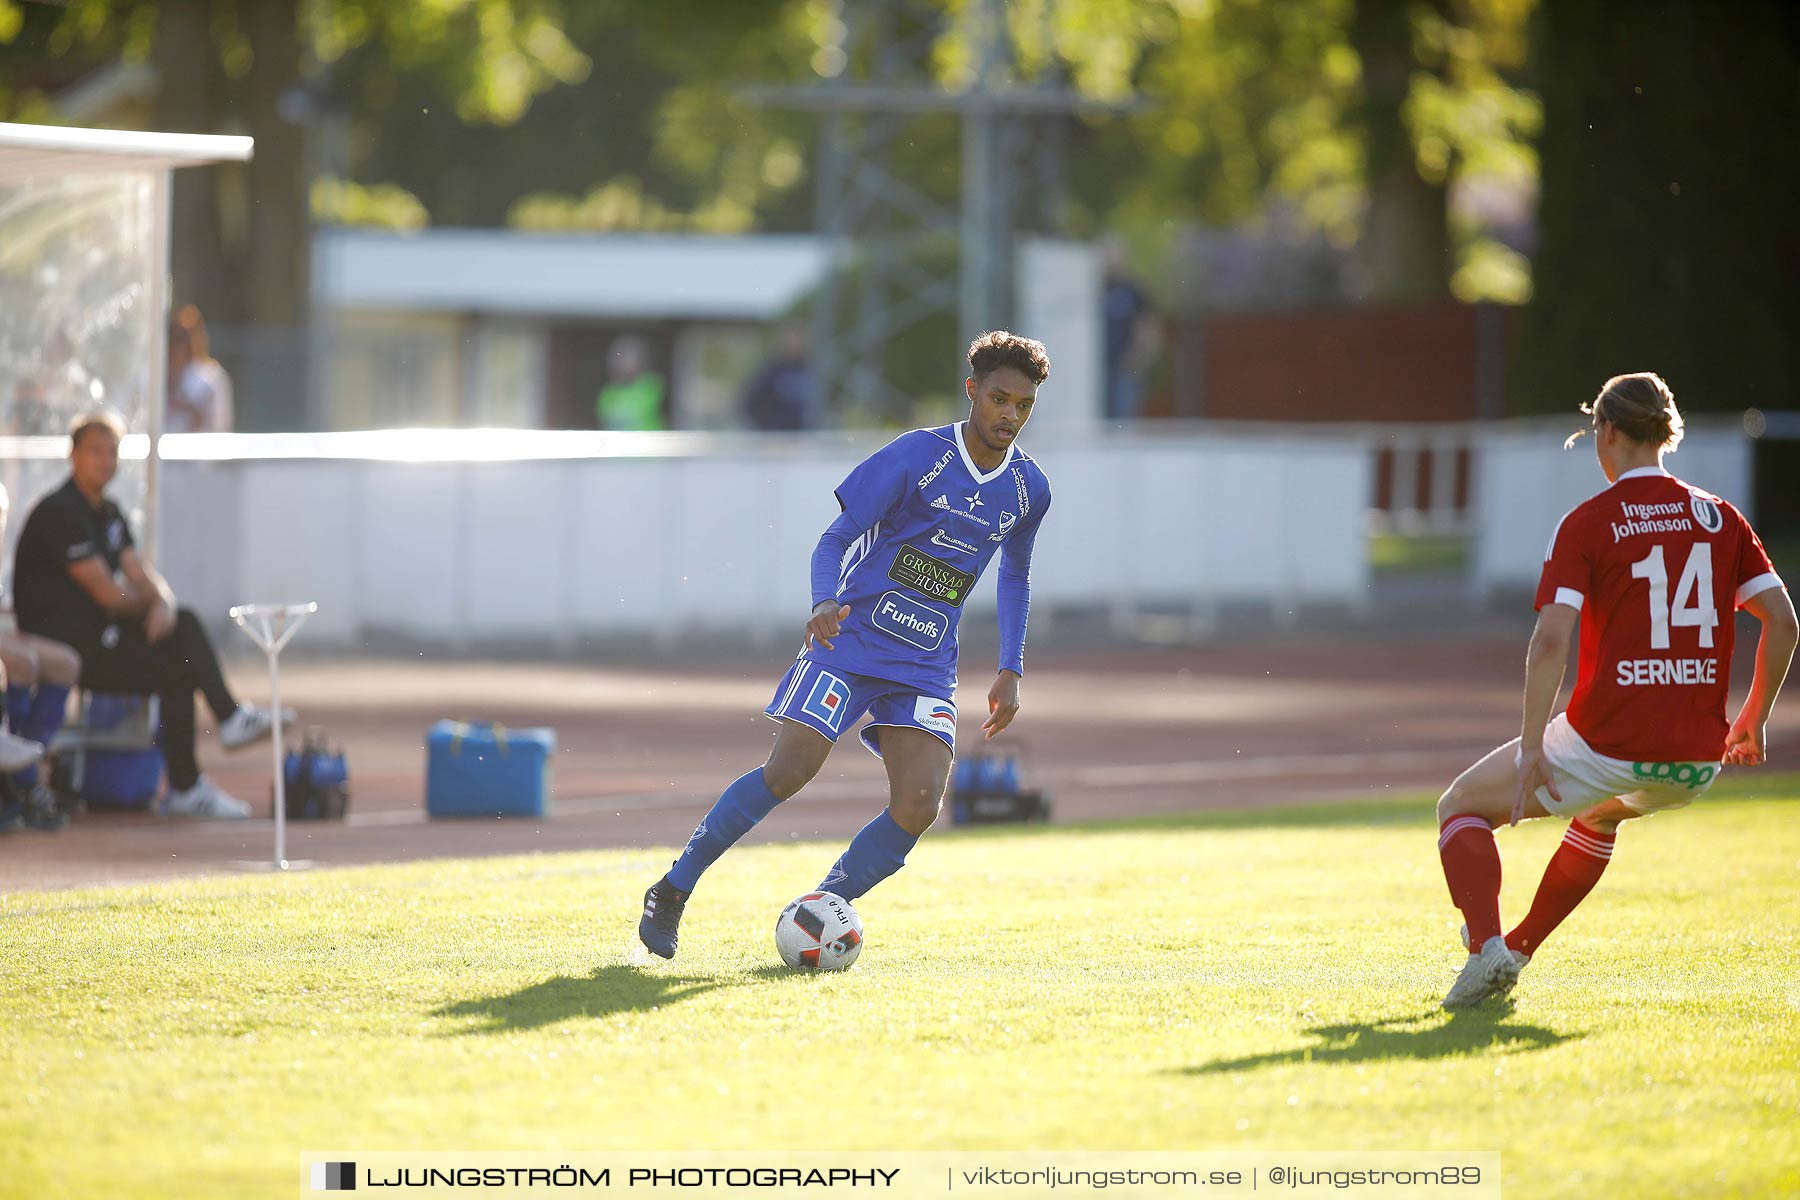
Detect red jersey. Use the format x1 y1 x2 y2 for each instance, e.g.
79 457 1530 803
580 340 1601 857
1535 467 1783 762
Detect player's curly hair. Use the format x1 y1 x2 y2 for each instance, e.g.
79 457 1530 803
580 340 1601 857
968 330 1050 385
1565 372 1685 451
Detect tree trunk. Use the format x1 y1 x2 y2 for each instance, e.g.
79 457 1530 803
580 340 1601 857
1349 0 1450 302
153 0 232 324
240 0 310 430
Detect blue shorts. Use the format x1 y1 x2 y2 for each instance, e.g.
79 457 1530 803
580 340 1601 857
764 656 957 759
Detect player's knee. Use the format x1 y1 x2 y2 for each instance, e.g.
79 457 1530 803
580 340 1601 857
891 783 943 833
43 644 80 686
1436 782 1473 824
761 753 820 800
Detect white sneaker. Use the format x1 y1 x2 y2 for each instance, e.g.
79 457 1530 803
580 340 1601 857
1459 922 1531 990
218 704 296 750
1442 935 1525 1009
0 729 45 772
164 776 252 819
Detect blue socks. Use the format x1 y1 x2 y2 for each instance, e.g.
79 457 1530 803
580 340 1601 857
6 684 68 791
667 767 786 893
23 685 70 745
819 810 920 900
5 686 32 738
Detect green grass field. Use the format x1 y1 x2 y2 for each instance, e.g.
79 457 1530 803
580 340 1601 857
5 778 1799 1199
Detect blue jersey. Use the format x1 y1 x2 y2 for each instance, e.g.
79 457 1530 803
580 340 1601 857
807 423 1052 696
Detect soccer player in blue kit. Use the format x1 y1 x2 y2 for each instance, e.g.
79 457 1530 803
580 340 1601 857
638 331 1054 958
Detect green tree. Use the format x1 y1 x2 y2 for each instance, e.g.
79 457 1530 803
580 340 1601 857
1514 0 1799 415
0 0 588 427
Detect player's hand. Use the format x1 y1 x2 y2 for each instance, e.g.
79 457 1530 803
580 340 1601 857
803 602 851 651
1722 712 1766 767
144 600 177 643
982 670 1021 740
1512 745 1560 826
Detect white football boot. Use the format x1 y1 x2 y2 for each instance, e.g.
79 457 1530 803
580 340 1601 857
1442 934 1525 1009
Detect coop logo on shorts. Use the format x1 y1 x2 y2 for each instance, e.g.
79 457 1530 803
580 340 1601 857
872 590 948 650
311 1161 356 1191
1690 495 1724 533
913 696 957 736
800 670 853 733
1631 761 1716 788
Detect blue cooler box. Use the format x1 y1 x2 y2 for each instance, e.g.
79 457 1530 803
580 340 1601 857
426 721 555 817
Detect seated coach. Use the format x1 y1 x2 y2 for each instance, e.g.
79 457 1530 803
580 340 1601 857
11 411 286 818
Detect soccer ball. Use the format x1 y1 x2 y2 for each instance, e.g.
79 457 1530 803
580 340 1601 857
774 891 864 970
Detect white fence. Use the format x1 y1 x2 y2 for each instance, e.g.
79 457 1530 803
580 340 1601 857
1469 420 1753 596
156 427 1374 648
141 418 1757 648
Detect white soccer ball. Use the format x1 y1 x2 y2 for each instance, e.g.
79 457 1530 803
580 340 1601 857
774 891 864 970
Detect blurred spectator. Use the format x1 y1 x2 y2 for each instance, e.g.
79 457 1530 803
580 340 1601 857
11 411 288 819
596 334 666 431
166 305 235 433
0 482 76 833
1101 235 1161 421
740 321 816 431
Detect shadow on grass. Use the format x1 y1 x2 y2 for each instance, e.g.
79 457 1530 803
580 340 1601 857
433 965 736 1034
1174 1005 1579 1075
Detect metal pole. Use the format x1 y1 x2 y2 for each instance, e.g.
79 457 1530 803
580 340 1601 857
144 169 173 565
269 630 286 867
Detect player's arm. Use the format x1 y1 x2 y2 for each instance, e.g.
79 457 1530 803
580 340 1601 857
1725 586 1797 767
804 509 863 651
985 493 1050 739
805 434 918 650
1513 601 1579 824
66 556 152 618
119 547 179 640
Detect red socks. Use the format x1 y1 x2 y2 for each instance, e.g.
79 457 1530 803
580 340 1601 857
1507 820 1615 957
1439 814 1503 951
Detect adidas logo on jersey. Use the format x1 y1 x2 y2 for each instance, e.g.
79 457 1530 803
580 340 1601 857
930 495 951 510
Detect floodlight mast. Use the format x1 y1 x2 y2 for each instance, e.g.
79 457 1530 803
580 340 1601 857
748 0 1122 423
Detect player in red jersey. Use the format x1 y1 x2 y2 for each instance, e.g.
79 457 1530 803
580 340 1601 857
1435 373 1797 1008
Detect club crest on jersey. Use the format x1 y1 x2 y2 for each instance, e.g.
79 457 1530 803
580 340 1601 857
800 670 853 733
1690 495 1723 533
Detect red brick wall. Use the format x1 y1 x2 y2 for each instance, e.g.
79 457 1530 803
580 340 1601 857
1169 303 1492 423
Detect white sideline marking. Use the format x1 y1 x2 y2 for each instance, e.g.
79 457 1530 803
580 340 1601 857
177 748 1470 834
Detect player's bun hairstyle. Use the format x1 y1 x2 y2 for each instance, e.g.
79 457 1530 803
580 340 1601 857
68 409 127 448
1565 372 1685 452
968 330 1050 385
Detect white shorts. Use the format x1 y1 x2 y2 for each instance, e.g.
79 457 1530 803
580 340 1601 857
1519 712 1721 817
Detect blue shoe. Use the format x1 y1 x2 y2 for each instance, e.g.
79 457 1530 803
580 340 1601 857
638 876 689 960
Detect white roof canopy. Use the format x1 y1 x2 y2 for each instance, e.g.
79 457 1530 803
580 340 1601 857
0 121 252 184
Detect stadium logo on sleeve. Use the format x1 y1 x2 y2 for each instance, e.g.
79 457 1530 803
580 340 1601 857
888 544 976 606
800 670 853 733
872 591 949 650
918 449 955 491
1690 496 1723 533
912 696 957 735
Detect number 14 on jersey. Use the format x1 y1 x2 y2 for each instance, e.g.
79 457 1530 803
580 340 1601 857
1631 543 1719 650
